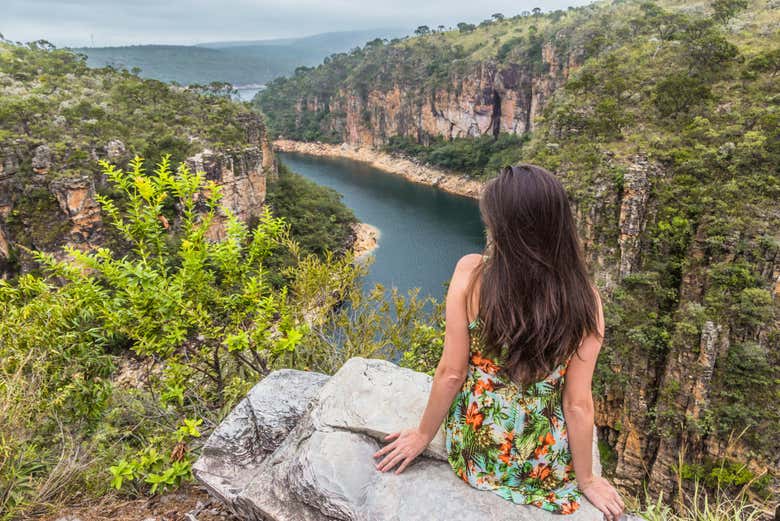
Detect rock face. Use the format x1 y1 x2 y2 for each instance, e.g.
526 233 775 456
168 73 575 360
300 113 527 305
195 357 635 521
185 147 268 241
286 44 580 148
0 115 276 277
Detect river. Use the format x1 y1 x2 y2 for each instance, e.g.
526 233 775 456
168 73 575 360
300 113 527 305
278 152 486 302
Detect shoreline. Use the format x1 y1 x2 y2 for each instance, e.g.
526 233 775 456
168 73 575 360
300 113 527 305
273 139 483 200
350 222 380 259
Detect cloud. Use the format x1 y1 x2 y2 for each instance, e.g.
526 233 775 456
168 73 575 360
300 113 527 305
2 0 593 47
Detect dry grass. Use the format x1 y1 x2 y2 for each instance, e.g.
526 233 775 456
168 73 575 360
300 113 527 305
636 431 774 521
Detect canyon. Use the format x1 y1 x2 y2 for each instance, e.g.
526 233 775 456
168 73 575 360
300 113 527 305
258 9 780 497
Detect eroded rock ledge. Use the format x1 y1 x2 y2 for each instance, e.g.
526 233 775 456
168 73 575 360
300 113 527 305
195 357 637 521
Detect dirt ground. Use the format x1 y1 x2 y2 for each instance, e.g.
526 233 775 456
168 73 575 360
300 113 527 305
34 484 239 521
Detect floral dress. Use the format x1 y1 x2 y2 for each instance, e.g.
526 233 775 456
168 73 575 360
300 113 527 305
444 315 583 515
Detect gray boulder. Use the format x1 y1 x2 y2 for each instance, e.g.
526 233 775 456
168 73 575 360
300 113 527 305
194 357 636 521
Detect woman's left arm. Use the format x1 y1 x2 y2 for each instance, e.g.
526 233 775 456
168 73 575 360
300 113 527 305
373 255 474 474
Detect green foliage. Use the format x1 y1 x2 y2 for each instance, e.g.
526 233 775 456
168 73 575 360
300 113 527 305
383 133 528 179
108 418 201 494
0 153 446 517
653 74 712 118
0 40 254 171
265 162 357 260
707 341 778 451
678 457 771 496
710 0 749 25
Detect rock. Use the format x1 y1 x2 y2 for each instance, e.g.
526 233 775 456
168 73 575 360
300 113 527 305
196 357 637 521
193 369 330 508
0 224 9 261
185 147 267 241
49 175 103 244
31 144 52 174
350 222 380 259
106 139 126 160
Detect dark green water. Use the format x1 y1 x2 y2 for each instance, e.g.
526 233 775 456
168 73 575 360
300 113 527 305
279 152 486 301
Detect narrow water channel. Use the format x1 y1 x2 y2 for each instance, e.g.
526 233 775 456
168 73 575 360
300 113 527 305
278 152 486 301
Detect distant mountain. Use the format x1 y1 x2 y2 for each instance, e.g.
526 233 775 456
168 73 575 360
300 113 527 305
73 28 409 87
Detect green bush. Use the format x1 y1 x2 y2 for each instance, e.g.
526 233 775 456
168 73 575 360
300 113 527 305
0 154 447 518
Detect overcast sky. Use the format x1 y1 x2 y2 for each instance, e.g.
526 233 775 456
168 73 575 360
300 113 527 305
3 0 594 47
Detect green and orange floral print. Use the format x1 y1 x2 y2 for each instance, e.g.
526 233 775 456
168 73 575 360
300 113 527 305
444 317 582 514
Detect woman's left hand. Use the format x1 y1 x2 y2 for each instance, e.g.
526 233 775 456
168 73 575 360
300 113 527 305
373 427 429 474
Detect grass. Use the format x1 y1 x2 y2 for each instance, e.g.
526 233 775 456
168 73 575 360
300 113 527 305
633 432 774 521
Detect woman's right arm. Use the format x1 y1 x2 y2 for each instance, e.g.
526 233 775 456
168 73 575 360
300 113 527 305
562 288 625 520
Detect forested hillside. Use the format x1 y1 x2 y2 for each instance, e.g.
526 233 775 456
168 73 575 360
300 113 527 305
75 29 408 86
257 0 780 502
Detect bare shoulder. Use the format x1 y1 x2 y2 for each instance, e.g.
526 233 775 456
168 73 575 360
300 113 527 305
455 253 483 271
449 253 483 290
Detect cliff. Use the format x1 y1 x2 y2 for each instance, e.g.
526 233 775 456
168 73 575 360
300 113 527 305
0 42 277 277
259 28 584 148
0 121 275 276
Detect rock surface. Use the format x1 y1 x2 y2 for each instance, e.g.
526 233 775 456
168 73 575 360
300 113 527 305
0 111 276 278
195 357 638 521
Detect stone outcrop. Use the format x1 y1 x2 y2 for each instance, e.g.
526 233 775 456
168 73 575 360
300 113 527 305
616 156 659 280
194 357 636 521
49 175 104 248
185 147 268 241
294 44 581 148
0 115 276 277
350 222 380 259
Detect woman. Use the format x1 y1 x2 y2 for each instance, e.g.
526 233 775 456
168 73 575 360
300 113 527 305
372 164 625 519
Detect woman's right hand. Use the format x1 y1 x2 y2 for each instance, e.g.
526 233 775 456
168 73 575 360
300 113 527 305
579 476 625 520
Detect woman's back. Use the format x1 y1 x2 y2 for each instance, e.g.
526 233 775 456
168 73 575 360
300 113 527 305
443 256 582 514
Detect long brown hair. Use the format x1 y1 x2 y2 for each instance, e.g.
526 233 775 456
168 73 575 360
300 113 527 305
465 163 602 386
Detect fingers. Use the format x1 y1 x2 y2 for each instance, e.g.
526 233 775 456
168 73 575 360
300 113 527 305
613 491 625 511
373 438 398 458
602 499 621 521
394 455 413 474
385 431 400 440
377 449 407 472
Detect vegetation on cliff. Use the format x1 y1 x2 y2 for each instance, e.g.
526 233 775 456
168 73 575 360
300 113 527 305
0 39 360 280
0 42 392 519
0 156 438 519
256 0 780 509
0 40 253 167
265 162 357 260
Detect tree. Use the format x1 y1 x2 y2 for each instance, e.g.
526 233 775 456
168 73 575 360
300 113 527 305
365 38 386 49
653 73 711 117
414 25 431 36
532 7 542 16
457 22 476 33
491 13 505 21
680 20 739 72
711 0 748 25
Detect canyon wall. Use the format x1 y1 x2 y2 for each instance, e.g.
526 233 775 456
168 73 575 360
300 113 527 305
288 42 581 147
0 113 276 277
